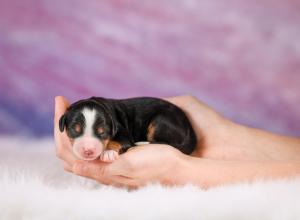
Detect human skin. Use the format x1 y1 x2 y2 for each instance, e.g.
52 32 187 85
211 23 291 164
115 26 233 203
54 95 300 188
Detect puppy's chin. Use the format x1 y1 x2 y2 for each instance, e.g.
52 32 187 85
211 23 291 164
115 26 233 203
74 153 100 161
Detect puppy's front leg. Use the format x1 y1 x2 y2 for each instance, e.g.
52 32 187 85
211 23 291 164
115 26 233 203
112 126 135 154
100 150 119 162
101 137 133 162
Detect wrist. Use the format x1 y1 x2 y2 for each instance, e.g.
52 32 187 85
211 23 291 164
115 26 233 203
225 122 300 160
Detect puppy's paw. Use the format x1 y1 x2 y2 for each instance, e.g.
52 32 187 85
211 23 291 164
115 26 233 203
100 150 119 162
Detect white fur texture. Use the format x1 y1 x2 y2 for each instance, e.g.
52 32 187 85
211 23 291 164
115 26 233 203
82 108 96 136
1 136 300 220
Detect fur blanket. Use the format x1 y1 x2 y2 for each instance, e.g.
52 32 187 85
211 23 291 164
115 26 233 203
1 136 300 220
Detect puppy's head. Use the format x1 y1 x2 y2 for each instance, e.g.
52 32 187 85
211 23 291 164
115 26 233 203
59 98 116 161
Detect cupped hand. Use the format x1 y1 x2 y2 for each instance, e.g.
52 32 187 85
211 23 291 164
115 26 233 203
55 96 300 188
73 144 185 188
165 96 249 160
54 96 184 187
54 95 245 188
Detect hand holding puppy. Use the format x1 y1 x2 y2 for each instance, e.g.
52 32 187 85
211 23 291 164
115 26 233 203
54 96 183 187
55 96 300 188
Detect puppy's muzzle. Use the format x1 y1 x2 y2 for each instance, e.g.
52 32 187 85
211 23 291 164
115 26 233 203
72 137 104 161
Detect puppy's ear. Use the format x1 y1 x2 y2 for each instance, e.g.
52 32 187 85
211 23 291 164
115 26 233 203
102 106 117 137
106 107 118 137
110 116 118 137
91 97 118 137
59 114 67 132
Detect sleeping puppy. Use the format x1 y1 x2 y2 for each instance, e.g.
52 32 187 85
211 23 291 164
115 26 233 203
59 97 197 162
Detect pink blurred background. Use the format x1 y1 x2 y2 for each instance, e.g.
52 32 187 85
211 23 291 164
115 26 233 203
0 0 299 137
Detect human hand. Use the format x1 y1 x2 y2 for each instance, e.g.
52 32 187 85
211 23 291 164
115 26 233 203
54 95 223 188
72 144 185 188
54 96 185 187
54 95 268 188
54 96 76 169
55 95 300 188
54 95 235 168
166 96 300 161
165 95 255 160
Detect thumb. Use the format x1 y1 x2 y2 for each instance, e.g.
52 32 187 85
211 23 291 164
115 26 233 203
54 96 69 125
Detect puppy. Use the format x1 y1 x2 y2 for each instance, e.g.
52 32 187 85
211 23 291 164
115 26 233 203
59 97 197 162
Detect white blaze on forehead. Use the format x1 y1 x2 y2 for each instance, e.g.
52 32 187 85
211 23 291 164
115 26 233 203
72 107 104 161
81 108 96 137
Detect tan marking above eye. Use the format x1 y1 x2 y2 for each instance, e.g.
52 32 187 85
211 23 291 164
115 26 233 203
74 124 81 133
97 127 104 134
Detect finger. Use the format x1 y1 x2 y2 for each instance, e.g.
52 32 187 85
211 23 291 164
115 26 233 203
164 95 192 107
72 159 133 182
72 160 110 181
54 97 76 165
164 95 202 125
54 96 70 131
63 162 72 172
100 176 141 189
72 160 142 188
54 96 70 144
72 160 114 185
98 175 142 189
56 143 77 165
113 175 145 188
165 95 213 115
54 96 76 164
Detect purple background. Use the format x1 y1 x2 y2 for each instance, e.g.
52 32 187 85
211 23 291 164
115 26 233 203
0 0 299 137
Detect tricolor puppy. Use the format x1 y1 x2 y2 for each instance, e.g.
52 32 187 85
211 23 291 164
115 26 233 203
59 97 197 162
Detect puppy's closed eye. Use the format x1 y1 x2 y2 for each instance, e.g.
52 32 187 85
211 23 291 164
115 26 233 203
68 123 83 137
74 123 82 133
95 126 110 139
97 127 104 135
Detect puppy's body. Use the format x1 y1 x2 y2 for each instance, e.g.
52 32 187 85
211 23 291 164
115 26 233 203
110 97 197 154
59 97 197 161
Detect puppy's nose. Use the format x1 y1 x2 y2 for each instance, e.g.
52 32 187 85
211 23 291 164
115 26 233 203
81 147 97 158
84 149 94 157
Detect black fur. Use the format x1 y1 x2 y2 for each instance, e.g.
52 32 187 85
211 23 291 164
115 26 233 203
59 97 197 155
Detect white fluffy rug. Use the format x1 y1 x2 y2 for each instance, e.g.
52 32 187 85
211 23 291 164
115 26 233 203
1 136 300 220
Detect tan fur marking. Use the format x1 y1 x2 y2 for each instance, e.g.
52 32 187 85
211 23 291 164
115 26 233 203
147 123 156 142
107 141 122 151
